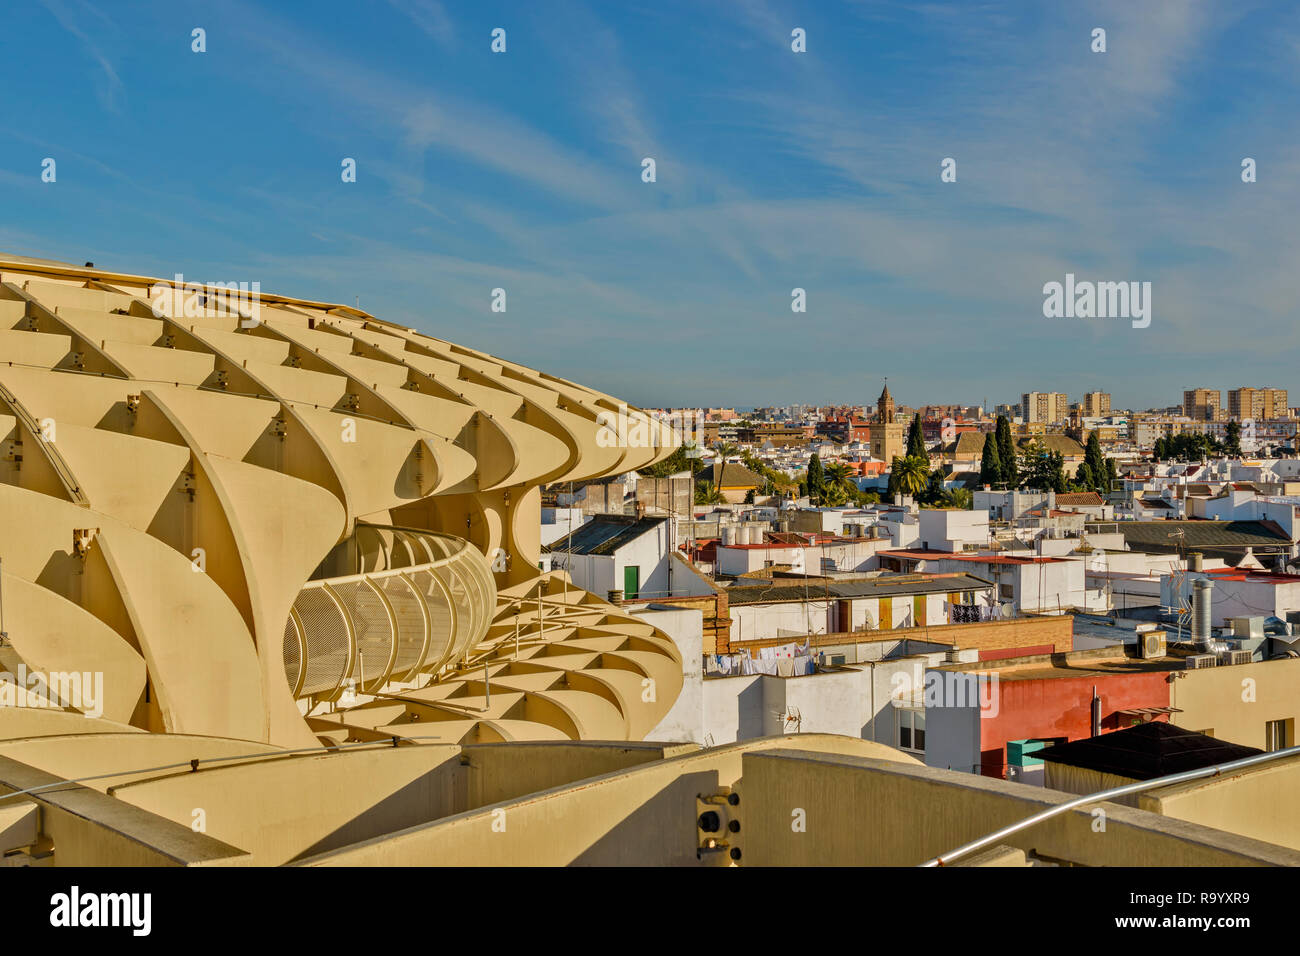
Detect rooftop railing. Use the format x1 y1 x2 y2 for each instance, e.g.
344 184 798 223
284 527 496 701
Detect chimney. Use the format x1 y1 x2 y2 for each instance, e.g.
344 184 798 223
1188 551 1203 572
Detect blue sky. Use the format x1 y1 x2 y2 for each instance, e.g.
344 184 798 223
2 0 1298 412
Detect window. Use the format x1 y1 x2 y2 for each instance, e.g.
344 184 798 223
999 584 1014 599
1266 719 1291 752
897 710 926 754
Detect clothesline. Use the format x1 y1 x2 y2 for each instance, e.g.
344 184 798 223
707 639 815 676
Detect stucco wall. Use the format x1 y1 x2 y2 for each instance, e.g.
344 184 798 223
1172 657 1300 750
636 605 705 745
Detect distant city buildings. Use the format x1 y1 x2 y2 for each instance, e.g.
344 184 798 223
1021 391 1069 424
1083 391 1111 417
1229 386 1289 422
1183 387 1221 422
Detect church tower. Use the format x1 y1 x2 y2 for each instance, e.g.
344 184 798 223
870 380 905 463
877 381 896 424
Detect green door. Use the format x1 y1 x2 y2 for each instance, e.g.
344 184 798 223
623 565 640 599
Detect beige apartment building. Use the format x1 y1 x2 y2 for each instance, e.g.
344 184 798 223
1021 391 1068 424
1182 388 1221 422
1228 387 1289 422
1082 391 1110 417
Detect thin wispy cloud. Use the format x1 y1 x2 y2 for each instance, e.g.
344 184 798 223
39 0 124 111
3 0 1299 407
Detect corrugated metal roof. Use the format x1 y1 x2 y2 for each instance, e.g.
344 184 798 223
726 573 992 605
1118 519 1290 550
547 516 668 556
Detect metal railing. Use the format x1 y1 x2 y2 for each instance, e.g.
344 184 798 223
284 530 496 701
919 742 1300 866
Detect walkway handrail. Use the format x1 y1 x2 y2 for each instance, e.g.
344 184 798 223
919 742 1300 866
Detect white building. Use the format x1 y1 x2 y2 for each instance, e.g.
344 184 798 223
548 515 674 600
879 550 1092 614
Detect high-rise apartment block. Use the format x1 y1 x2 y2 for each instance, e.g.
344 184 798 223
1021 391 1069 424
1083 391 1111 417
1228 387 1289 422
1182 388 1221 422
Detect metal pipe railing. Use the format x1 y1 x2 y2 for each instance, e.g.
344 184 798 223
920 742 1300 866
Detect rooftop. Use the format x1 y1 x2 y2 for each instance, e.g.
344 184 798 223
1117 519 1291 551
726 572 993 605
882 549 1071 565
1034 722 1264 781
547 515 668 556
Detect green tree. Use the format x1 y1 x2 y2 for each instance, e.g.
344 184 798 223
944 487 974 510
1082 430 1108 493
891 455 931 497
852 488 882 506
995 416 1018 489
1019 441 1067 492
806 453 825 503
1074 460 1094 493
1224 420 1242 457
694 482 725 505
821 483 849 507
643 444 706 480
906 413 927 459
823 461 856 495
978 432 1002 488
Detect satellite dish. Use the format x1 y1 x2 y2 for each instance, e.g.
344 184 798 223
1001 602 1016 619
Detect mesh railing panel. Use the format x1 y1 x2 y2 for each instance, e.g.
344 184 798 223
330 579 395 690
378 573 427 679
434 563 475 664
283 613 303 695
284 531 496 699
293 587 351 696
408 567 454 672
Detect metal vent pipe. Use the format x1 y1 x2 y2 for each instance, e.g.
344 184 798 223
1191 578 1214 652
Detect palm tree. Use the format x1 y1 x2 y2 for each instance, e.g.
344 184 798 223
891 455 930 497
694 483 725 505
823 461 856 495
944 487 973 510
821 483 849 507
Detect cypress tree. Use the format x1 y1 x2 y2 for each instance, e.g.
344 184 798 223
906 413 927 459
996 416 1018 489
806 453 824 501
1083 430 1107 493
978 432 1001 487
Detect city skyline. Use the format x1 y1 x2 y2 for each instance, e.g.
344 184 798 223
3 1 1299 408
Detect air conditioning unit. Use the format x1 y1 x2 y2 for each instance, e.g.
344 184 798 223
1184 654 1218 670
1216 649 1252 666
1138 631 1166 659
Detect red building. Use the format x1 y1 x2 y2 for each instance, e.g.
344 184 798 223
922 645 1181 778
